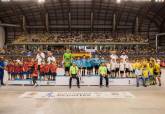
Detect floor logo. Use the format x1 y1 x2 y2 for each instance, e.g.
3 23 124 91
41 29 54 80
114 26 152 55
19 92 135 99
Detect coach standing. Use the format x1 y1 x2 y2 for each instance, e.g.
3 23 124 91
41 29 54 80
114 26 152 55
99 63 109 88
0 56 5 86
69 63 80 88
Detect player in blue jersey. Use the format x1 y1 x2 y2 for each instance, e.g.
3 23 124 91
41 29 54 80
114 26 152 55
81 55 87 76
92 55 101 75
86 58 93 76
74 57 82 76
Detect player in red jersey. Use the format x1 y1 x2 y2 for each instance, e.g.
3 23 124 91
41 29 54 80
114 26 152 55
6 60 12 80
49 61 57 81
44 61 50 80
40 61 45 80
31 59 38 87
22 60 30 80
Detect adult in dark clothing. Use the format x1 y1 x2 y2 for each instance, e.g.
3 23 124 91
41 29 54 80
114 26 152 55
0 56 5 86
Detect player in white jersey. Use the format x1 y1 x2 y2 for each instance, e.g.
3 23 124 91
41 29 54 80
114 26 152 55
120 52 128 62
125 59 131 77
119 59 125 78
106 60 111 77
110 59 116 78
115 59 120 78
110 51 118 62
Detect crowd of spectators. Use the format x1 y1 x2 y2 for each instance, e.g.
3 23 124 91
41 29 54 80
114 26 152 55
0 32 164 65
1 46 165 61
13 32 148 43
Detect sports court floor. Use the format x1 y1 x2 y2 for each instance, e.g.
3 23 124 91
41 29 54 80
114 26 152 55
0 70 165 114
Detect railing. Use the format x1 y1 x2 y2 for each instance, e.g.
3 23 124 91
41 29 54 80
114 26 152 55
10 42 149 45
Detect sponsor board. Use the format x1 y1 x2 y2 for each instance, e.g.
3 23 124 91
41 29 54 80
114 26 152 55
19 91 135 99
7 77 137 86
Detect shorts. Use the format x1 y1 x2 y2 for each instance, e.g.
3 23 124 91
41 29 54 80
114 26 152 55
154 72 161 77
27 71 31 75
111 70 115 72
22 72 28 76
132 69 135 73
149 75 154 78
125 68 130 73
38 65 40 71
87 67 93 70
19 72 24 75
115 68 119 72
11 72 15 75
65 67 70 72
45 72 50 75
8 72 11 74
51 72 57 77
107 70 111 74
82 67 86 70
40 72 45 76
29 69 33 74
95 65 99 70
120 71 124 74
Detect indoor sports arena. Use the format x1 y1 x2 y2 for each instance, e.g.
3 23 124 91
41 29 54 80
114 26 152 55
0 0 165 114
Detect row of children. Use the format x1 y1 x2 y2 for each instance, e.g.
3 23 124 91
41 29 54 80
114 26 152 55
134 59 161 87
65 56 132 77
6 59 57 81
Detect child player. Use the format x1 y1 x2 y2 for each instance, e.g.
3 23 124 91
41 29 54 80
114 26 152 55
49 61 57 81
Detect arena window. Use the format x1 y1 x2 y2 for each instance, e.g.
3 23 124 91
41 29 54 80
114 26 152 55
38 0 45 3
155 0 164 2
1 0 10 2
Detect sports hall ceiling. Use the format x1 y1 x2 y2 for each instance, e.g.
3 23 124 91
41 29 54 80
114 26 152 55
0 0 165 33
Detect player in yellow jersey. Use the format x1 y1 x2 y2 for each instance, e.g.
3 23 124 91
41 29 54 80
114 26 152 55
148 63 154 85
142 65 149 87
153 60 161 86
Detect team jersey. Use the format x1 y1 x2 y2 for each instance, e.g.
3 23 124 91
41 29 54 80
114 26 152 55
154 63 160 73
40 64 45 73
63 53 72 61
44 64 50 73
14 65 22 73
142 69 149 78
120 55 128 61
134 62 141 69
49 64 57 73
119 62 125 71
91 58 101 66
125 62 130 69
100 58 106 64
99 66 107 75
111 62 116 70
110 54 118 62
64 59 72 67
148 67 154 75
106 63 111 71
115 63 120 68
81 59 87 68
31 63 38 77
86 59 92 68
6 64 13 73
75 59 82 68
23 63 30 72
132 63 136 70
135 69 142 76
70 66 79 75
